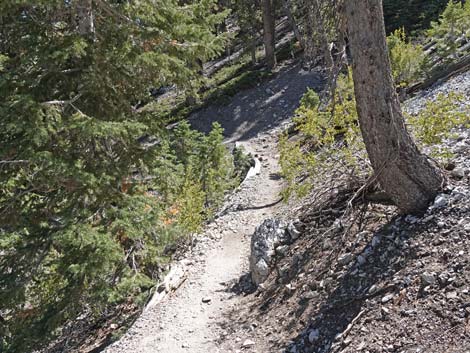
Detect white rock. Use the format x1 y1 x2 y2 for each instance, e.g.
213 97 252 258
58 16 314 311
287 222 301 240
242 339 255 348
433 194 449 209
253 259 269 284
451 168 465 179
381 293 394 303
250 219 287 285
276 245 289 256
338 253 354 266
420 272 436 286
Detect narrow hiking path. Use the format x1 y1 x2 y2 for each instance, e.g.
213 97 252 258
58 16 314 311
103 62 323 353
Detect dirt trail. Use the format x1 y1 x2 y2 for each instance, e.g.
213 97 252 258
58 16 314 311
104 62 322 353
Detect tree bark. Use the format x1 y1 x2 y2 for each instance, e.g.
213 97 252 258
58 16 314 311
345 0 444 214
250 28 258 65
76 0 94 36
302 0 317 64
261 0 276 70
283 0 304 50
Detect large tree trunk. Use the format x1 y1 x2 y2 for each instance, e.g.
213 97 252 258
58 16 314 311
261 0 276 70
345 0 444 214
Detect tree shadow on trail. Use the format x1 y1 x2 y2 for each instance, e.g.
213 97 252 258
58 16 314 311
189 63 325 142
273 216 420 353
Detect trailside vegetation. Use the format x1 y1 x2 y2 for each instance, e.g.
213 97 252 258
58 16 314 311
0 1 235 351
279 73 469 200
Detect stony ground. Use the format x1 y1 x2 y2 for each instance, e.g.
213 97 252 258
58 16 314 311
219 71 470 353
105 66 470 353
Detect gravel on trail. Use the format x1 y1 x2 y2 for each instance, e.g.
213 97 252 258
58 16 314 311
103 62 323 353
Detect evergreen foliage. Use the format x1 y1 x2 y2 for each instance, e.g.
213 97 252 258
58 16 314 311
0 1 233 351
406 92 470 153
279 72 366 199
387 28 425 87
427 0 470 60
383 0 448 33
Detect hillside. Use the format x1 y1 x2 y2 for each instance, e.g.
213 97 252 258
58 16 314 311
2 1 470 353
220 71 470 353
99 62 470 353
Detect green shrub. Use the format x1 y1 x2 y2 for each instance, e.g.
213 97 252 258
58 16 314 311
280 69 470 200
427 0 470 60
232 146 255 183
0 118 236 352
279 72 366 199
387 28 426 87
407 92 470 151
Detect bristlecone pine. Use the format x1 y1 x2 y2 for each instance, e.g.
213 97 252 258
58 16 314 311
345 0 445 213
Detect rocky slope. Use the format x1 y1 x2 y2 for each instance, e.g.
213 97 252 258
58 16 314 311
221 71 470 353
104 65 470 353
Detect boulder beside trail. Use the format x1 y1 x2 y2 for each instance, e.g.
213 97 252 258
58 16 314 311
250 219 300 285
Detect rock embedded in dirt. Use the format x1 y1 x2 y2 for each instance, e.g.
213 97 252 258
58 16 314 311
250 218 288 285
338 253 354 266
381 293 394 303
432 194 449 209
420 272 437 287
252 258 270 285
276 245 289 256
302 291 317 300
451 167 466 180
242 338 255 348
287 222 301 240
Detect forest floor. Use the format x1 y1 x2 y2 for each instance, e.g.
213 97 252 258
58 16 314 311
103 60 324 353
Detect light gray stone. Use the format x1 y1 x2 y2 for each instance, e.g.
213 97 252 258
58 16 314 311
338 253 354 266
250 219 287 285
287 222 301 240
308 329 320 343
420 272 436 286
242 339 255 348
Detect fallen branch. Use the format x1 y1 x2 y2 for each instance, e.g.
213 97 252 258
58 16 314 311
407 54 470 95
144 263 187 312
331 309 365 352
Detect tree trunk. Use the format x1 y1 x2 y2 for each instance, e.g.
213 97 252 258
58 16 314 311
283 0 304 49
250 29 258 65
345 0 444 214
261 0 276 70
76 0 94 36
313 0 334 69
303 0 316 64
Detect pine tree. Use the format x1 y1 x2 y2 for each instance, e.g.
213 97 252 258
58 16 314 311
345 0 445 213
0 1 227 351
